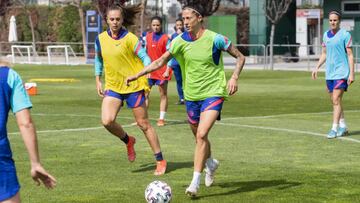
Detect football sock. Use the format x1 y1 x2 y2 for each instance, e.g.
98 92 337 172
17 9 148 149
331 123 338 132
160 111 166 120
339 118 346 128
120 133 129 144
190 171 201 186
154 152 164 161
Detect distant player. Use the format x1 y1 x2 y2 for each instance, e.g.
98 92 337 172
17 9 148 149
144 16 172 126
94 4 166 175
168 18 185 105
0 60 56 203
312 10 355 139
127 4 245 196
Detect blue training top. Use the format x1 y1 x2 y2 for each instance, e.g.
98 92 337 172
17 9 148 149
322 28 352 80
0 66 32 170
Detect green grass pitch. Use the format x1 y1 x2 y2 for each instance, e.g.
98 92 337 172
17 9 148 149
6 64 360 202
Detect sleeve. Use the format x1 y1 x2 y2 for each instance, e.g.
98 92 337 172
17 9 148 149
344 32 352 48
214 34 231 51
169 38 178 57
8 69 32 113
165 38 171 51
94 36 103 76
134 40 151 66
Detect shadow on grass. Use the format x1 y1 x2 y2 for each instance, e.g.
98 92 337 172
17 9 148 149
132 161 193 174
349 131 360 136
193 179 302 200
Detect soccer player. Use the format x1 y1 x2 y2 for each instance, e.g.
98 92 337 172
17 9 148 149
0 60 56 203
312 10 355 139
94 4 167 175
168 18 185 105
127 5 245 196
144 16 172 126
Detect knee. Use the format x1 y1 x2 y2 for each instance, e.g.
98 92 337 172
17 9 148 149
137 119 151 131
196 130 209 142
332 97 341 106
102 117 115 128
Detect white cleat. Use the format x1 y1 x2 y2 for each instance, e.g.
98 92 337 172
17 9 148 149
185 184 199 197
205 158 219 187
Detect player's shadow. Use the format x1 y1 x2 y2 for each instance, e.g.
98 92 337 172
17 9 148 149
132 161 193 174
349 131 360 136
193 179 301 200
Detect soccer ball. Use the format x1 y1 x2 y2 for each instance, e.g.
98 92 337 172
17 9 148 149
145 180 172 203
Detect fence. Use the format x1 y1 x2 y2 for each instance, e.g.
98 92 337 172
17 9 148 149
1 41 359 72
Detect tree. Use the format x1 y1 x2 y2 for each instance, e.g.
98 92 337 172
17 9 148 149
13 0 39 56
0 0 11 41
264 0 292 70
177 0 221 16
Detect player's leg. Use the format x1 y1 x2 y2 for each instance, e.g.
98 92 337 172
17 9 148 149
132 103 167 175
172 65 184 104
157 81 168 126
332 88 346 137
1 192 20 203
186 110 218 196
101 91 136 161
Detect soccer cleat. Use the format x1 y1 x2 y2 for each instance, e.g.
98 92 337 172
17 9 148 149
327 130 337 139
157 119 165 127
337 127 349 137
176 99 185 105
204 158 219 187
154 160 167 176
185 184 199 197
126 136 136 162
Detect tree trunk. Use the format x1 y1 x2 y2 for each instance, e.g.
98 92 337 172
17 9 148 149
78 1 87 58
27 10 38 57
140 0 147 33
269 23 275 70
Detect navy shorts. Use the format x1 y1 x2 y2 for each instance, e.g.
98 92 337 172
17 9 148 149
104 89 145 108
0 161 20 201
185 97 224 124
148 79 168 87
326 79 348 93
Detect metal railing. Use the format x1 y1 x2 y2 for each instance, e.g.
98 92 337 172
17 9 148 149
1 41 359 72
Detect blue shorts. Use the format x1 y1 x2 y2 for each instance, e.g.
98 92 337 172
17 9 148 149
186 97 224 124
326 79 348 93
148 79 167 87
0 161 20 201
104 90 145 108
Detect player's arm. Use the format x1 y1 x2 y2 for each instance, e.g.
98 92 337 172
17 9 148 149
126 51 172 85
94 37 104 97
134 40 151 66
312 43 327 80
226 44 245 95
346 47 355 84
214 33 245 95
15 109 56 189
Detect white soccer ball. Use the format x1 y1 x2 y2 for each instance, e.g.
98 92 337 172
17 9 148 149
145 180 172 203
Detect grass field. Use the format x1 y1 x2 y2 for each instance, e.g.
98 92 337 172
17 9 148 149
6 64 360 202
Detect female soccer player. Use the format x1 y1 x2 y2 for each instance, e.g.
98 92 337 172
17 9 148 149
127 5 245 196
312 10 355 139
168 18 185 105
144 16 172 126
94 4 166 175
0 61 56 203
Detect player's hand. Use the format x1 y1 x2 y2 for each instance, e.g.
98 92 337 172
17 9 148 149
348 73 355 85
311 69 318 80
162 71 169 78
31 164 57 189
227 78 238 95
96 80 104 97
126 75 138 86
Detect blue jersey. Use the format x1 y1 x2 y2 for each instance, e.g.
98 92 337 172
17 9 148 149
0 66 32 201
322 29 352 80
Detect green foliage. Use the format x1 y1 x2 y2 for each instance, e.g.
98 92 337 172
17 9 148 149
57 5 81 42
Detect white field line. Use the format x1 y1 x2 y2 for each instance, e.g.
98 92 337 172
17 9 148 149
216 122 360 143
222 110 360 120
